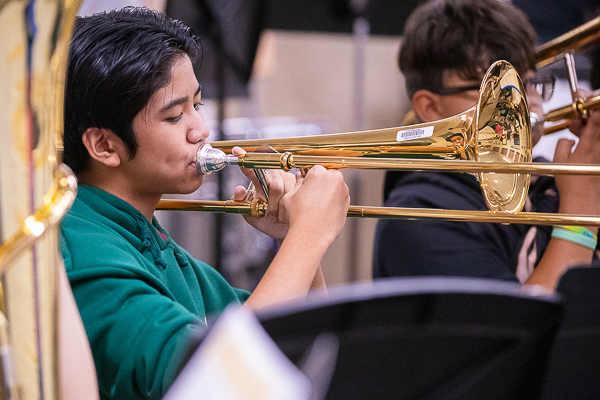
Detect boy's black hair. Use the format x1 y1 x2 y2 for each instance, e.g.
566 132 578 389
64 6 202 174
399 0 536 98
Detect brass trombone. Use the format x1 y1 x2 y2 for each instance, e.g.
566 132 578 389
158 60 600 226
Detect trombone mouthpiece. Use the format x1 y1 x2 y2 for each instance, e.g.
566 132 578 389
196 144 237 175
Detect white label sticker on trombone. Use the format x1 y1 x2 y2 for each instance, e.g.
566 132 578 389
396 126 434 142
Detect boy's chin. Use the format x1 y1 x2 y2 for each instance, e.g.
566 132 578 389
169 178 204 196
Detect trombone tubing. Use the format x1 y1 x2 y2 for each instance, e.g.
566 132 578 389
236 152 600 176
535 15 600 69
543 94 600 123
534 16 600 127
157 199 600 226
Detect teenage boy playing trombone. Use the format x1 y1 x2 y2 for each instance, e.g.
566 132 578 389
59 7 349 400
373 0 600 289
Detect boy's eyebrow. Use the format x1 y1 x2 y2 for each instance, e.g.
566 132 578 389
159 84 202 113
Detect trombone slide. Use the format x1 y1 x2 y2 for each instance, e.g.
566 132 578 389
157 199 600 226
197 146 600 176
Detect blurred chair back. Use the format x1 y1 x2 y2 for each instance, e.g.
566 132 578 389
257 277 563 400
541 265 600 400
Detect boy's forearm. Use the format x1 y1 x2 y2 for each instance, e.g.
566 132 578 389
245 227 331 310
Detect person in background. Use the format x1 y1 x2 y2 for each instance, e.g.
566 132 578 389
60 7 349 400
373 0 600 289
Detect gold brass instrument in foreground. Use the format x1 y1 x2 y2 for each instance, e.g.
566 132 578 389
159 60 600 225
0 0 80 399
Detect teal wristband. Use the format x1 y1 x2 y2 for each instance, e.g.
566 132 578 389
552 227 598 250
554 225 598 241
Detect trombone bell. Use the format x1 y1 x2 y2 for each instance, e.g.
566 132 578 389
207 61 531 213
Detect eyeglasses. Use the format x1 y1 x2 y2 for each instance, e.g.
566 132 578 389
524 75 555 102
433 75 556 101
433 84 480 96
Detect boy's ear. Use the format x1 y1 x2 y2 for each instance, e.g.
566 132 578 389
411 89 444 123
81 127 124 168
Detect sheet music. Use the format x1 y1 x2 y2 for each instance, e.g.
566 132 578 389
163 305 312 400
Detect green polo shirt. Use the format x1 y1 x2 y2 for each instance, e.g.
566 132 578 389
59 185 250 400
